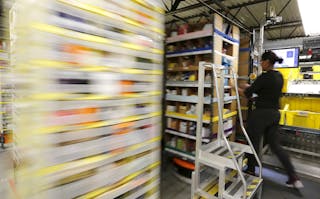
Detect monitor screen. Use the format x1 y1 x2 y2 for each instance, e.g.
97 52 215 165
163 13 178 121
270 47 299 68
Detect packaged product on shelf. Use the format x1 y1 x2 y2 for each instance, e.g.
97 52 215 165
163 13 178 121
187 140 196 154
188 122 196 135
181 88 188 96
166 105 176 112
170 119 179 130
202 127 211 138
186 105 196 115
189 73 196 81
176 138 187 151
179 122 187 133
179 105 187 114
178 23 189 35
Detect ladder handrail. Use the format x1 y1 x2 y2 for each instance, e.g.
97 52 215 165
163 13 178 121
230 69 263 179
211 65 247 199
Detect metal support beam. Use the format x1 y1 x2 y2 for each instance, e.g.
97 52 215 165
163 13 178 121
212 1 249 30
228 0 270 10
165 13 209 24
197 0 251 33
162 0 170 11
167 0 269 15
166 0 214 15
277 0 292 16
252 20 302 30
171 0 184 11
245 6 260 26
287 26 299 38
213 0 230 15
232 7 242 20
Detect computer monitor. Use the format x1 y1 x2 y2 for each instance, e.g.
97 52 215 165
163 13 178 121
270 47 300 68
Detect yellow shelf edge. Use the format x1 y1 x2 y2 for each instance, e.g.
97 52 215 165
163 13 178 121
38 136 161 176
39 111 162 134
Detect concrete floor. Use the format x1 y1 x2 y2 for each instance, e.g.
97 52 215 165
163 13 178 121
161 159 320 199
0 150 14 199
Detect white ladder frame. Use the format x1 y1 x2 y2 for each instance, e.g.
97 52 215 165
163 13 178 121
192 62 263 199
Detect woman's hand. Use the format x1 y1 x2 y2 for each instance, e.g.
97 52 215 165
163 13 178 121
239 83 250 97
239 82 250 89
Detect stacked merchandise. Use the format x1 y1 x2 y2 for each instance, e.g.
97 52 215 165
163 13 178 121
164 14 240 179
0 0 13 150
14 0 164 198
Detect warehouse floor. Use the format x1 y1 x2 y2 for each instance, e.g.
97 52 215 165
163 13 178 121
161 157 320 199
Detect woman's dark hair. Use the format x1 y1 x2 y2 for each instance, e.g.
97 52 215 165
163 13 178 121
261 50 283 65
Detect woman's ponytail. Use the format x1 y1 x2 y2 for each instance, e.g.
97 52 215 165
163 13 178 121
276 57 283 64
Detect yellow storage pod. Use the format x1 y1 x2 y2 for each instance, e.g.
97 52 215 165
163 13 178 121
285 111 320 130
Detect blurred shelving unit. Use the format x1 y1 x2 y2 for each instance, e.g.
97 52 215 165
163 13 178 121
13 0 164 198
0 0 13 150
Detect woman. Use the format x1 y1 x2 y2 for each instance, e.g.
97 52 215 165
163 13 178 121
238 51 303 188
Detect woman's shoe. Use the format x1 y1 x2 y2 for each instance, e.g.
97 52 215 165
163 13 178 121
286 178 304 188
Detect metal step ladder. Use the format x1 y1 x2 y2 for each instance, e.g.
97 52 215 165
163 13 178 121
191 62 263 199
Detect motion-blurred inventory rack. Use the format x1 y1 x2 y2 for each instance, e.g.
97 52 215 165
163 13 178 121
14 0 164 198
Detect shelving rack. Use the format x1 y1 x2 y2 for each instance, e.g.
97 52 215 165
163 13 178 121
13 0 164 198
164 13 240 166
0 0 13 150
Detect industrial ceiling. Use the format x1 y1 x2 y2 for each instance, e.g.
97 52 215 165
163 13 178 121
163 0 304 40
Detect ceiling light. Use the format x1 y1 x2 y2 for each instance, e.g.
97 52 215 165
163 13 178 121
297 0 320 35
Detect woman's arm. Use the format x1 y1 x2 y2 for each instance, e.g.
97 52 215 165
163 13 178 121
230 81 250 97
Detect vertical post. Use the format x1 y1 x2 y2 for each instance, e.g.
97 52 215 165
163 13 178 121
191 172 195 199
218 168 225 199
193 62 206 197
216 67 224 145
258 24 264 75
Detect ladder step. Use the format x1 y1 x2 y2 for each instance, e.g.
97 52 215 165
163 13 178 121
200 143 246 169
223 173 263 199
196 188 216 199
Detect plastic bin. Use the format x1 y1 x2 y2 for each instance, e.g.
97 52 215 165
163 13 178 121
285 110 320 129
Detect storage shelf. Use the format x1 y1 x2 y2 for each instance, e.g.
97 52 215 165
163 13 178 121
214 50 236 60
40 138 160 181
166 81 209 88
165 111 237 124
213 29 239 44
31 90 161 101
31 58 163 73
167 66 199 72
300 72 320 75
166 80 231 89
43 152 160 198
166 94 236 104
164 146 195 160
282 146 320 158
121 177 160 199
280 125 320 135
300 61 320 66
34 24 162 62
87 169 160 199
238 76 249 80
165 129 210 143
40 110 161 134
54 0 164 41
166 29 213 43
166 48 212 58
282 92 320 97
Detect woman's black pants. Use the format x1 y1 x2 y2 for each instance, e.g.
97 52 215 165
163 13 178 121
246 108 296 179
